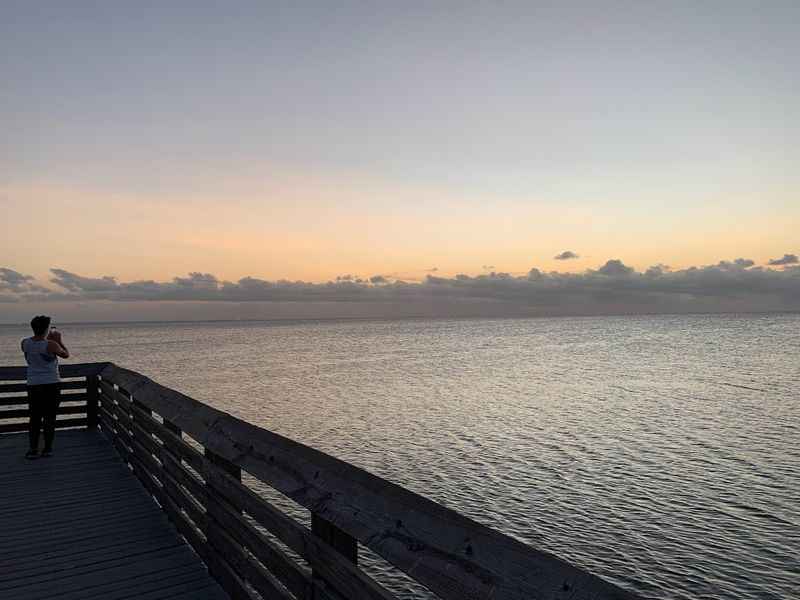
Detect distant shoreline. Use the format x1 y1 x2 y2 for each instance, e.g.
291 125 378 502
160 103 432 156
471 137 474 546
1 309 798 328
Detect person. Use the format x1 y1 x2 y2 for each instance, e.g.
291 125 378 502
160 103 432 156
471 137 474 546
21 315 69 459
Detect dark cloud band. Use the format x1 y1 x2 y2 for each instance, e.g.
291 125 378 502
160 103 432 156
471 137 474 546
1 257 798 315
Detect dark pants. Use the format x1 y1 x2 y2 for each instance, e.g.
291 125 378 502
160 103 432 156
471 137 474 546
27 383 61 451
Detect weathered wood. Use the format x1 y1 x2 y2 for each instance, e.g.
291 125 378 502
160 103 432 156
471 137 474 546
0 417 87 434
0 404 88 420
312 513 358 564
124 418 207 534
0 380 87 394
99 377 118 401
206 518 294 600
202 475 313 599
203 457 396 600
102 362 639 600
206 447 241 480
0 362 110 380
131 401 205 471
134 397 152 416
106 402 252 600
165 419 182 436
0 396 30 406
86 374 99 429
0 392 89 407
103 388 392 600
128 402 311 600
5 362 642 600
0 429 228 600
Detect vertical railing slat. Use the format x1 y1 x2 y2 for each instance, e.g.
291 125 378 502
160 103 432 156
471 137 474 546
86 374 99 429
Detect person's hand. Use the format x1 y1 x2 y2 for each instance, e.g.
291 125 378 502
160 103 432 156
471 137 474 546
47 329 62 342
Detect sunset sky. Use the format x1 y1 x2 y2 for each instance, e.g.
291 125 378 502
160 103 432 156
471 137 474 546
1 2 798 321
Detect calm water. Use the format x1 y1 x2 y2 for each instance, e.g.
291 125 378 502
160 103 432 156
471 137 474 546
1 314 798 599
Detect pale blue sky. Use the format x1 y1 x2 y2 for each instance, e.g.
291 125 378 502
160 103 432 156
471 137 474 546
4 2 798 189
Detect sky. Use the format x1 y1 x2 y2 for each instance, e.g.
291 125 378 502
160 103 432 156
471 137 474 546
1 2 798 321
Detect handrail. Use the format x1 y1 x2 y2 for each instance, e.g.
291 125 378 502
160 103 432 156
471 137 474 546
97 363 640 600
0 362 110 380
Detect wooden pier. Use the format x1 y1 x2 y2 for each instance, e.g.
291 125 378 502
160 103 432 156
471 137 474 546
0 362 641 600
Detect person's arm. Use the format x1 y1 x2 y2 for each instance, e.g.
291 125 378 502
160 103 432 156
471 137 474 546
46 332 69 359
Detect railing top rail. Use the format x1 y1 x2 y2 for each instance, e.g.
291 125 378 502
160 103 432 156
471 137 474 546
0 362 111 381
100 363 639 600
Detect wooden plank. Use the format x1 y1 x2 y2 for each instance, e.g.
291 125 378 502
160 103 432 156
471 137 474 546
0 426 231 600
55 563 213 600
0 417 87 434
206 448 241 481
0 459 127 485
0 404 88 419
86 374 99 429
99 378 118 402
0 362 110 380
206 519 293 600
0 396 31 406
203 459 395 600
0 429 106 450
124 446 207 554
0 495 160 536
203 481 311 600
0 530 179 575
129 401 204 472
0 391 89 406
103 363 640 600
132 579 228 600
2 546 203 599
1 534 185 582
0 510 160 550
0 380 87 394
0 504 162 545
133 461 251 600
0 486 139 518
164 418 181 436
312 513 357 564
0 517 177 562
0 459 132 482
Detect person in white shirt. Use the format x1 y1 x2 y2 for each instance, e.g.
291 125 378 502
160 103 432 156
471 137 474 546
21 315 69 459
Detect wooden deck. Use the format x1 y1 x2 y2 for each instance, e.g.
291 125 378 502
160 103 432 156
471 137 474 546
0 428 230 600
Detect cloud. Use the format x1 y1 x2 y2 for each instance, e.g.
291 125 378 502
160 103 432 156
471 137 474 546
595 259 634 277
768 253 798 266
713 258 755 270
0 268 49 294
2 258 799 316
50 268 118 292
554 250 579 260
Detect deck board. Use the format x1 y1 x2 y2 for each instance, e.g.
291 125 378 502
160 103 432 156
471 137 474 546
0 429 230 600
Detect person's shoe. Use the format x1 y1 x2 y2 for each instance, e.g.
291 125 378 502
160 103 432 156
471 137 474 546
41 449 53 458
25 449 39 459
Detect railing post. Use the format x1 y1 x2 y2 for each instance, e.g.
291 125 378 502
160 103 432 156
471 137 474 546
312 512 358 596
202 448 248 594
164 419 181 437
85 375 99 429
205 448 241 481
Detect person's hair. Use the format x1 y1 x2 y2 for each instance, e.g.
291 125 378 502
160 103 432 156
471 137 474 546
30 315 51 336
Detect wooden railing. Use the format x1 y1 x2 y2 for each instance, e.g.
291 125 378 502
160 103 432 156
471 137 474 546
0 363 106 434
1 362 641 600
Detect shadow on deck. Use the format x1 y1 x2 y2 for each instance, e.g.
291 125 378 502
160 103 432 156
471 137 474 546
0 429 229 600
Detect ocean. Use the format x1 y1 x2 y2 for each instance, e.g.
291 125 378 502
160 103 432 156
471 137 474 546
1 313 798 599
